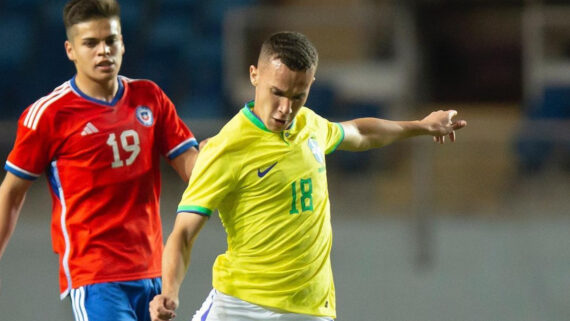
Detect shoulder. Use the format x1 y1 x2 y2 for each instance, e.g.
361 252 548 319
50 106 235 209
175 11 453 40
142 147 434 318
295 106 329 128
120 76 160 90
120 76 163 94
120 76 173 112
206 111 258 154
20 81 74 131
298 106 327 122
209 114 245 149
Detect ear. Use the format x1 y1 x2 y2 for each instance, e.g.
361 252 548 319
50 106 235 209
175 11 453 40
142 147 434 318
65 40 75 62
249 65 258 87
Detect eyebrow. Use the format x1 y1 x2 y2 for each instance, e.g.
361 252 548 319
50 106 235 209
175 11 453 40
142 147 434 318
271 87 306 98
81 34 119 41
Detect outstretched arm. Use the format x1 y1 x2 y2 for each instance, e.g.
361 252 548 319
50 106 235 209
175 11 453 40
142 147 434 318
0 173 32 260
338 110 467 151
150 212 208 321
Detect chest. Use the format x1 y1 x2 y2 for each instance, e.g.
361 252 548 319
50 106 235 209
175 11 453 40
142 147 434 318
54 102 159 169
239 134 328 198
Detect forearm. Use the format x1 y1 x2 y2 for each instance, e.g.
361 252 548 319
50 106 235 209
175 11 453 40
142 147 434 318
0 184 26 259
340 118 427 151
160 230 193 299
160 213 206 300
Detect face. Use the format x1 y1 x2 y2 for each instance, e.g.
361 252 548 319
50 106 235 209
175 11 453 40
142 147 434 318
250 57 315 132
65 17 125 85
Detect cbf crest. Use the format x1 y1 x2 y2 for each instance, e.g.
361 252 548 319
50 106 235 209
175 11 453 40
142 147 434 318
136 106 154 127
308 138 324 164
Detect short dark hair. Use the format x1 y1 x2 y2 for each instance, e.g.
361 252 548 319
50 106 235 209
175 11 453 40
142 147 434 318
259 31 318 71
63 0 120 35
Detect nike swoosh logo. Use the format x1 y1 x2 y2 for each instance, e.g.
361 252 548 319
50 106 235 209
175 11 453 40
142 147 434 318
257 162 278 178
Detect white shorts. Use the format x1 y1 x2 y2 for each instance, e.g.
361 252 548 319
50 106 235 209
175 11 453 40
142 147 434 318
191 289 334 321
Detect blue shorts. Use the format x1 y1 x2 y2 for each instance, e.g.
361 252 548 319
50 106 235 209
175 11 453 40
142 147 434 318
69 278 162 321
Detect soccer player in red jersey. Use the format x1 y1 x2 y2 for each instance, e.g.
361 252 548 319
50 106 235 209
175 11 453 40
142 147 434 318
0 1 200 320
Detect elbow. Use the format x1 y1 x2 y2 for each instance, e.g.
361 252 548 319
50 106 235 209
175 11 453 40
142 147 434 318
355 136 387 151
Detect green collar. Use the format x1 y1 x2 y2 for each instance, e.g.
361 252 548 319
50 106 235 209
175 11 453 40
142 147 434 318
241 101 271 132
241 101 296 133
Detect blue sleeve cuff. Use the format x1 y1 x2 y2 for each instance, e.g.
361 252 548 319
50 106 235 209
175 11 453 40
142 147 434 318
167 138 198 160
4 163 40 180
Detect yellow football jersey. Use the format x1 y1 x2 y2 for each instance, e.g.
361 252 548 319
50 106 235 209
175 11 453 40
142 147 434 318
178 101 344 317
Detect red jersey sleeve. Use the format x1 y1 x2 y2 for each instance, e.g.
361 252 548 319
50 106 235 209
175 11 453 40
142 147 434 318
154 85 197 159
5 105 59 180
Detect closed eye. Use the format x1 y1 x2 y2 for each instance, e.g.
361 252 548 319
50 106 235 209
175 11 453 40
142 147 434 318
271 88 305 100
271 88 285 97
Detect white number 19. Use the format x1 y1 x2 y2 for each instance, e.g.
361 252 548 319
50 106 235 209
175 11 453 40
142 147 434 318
106 129 141 168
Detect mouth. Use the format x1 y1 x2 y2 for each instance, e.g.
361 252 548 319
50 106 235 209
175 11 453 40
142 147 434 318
96 61 115 70
273 118 288 126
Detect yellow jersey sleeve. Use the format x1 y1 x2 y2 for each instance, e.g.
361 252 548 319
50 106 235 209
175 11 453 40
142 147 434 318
307 109 344 155
177 137 238 216
325 122 344 154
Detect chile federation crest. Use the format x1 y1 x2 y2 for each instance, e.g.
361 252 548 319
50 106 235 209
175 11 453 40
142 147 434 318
136 106 154 127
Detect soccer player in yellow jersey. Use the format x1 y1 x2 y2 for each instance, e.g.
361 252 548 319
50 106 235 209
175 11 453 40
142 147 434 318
150 31 467 321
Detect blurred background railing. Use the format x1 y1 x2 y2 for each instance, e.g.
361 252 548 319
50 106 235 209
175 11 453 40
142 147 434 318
0 0 569 320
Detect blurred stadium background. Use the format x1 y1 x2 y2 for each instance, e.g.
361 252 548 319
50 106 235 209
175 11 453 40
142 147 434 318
1 0 569 320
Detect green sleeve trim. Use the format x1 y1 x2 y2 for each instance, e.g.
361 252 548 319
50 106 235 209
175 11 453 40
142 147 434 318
177 205 212 216
326 122 345 154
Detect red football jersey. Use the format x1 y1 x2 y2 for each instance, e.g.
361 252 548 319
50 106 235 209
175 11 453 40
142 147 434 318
5 76 197 298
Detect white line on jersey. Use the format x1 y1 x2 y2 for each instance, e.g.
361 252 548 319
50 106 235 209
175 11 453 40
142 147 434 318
24 82 71 130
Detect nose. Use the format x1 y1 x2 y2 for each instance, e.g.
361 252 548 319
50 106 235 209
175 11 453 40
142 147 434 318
97 41 111 56
277 98 293 115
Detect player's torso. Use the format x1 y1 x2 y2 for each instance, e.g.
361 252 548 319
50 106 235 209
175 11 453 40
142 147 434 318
212 107 336 317
50 81 161 192
220 112 332 259
40 79 167 291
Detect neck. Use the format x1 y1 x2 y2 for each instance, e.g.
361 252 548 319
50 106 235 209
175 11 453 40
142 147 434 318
74 74 119 102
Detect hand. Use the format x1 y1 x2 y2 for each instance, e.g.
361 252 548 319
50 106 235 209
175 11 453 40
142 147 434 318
149 294 178 321
421 110 467 144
